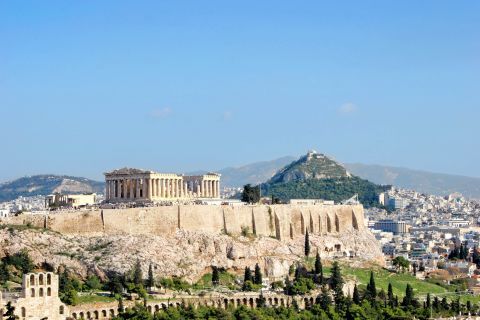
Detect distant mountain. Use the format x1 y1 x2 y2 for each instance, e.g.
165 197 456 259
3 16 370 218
261 151 385 206
0 175 104 202
217 156 296 188
344 163 480 199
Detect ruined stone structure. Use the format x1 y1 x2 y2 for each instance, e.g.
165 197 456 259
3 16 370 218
0 272 348 320
0 272 67 320
2 204 365 240
104 168 220 202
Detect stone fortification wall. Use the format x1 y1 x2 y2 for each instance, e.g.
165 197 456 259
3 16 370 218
0 204 365 240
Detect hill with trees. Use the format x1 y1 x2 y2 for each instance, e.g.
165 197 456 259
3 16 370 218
260 151 388 207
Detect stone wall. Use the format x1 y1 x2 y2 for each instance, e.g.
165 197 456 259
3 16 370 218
0 204 365 240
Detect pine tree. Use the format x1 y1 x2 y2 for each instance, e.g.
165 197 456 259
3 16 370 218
212 266 220 286
314 252 323 284
254 263 262 285
365 271 377 302
331 261 344 308
387 283 394 307
147 263 154 288
352 284 361 304
304 230 310 257
4 301 18 320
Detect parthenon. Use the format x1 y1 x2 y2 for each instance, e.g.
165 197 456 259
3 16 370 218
104 168 221 202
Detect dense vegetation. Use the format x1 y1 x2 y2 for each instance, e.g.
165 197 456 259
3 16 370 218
108 261 478 320
261 176 387 207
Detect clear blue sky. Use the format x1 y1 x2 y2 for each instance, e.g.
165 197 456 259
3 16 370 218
1 1 479 182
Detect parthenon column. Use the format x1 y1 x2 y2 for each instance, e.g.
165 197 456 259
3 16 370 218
129 179 134 199
161 179 165 198
152 178 157 198
177 179 181 198
134 179 139 199
167 179 171 198
217 180 220 198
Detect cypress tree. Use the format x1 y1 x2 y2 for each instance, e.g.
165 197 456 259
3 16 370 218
304 230 310 257
387 283 394 307
117 297 124 314
133 260 143 287
243 267 252 283
314 252 323 284
352 284 361 304
426 293 431 310
254 263 262 285
433 296 440 311
147 263 154 288
212 266 220 286
4 301 18 320
402 283 414 307
365 271 377 302
331 261 344 307
319 285 332 310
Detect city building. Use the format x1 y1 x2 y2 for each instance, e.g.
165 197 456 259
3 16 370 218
388 197 409 210
373 219 409 235
104 168 221 202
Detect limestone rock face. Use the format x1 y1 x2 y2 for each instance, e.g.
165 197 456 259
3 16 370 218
0 227 383 282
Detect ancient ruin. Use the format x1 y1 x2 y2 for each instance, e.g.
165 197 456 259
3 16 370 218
104 168 221 201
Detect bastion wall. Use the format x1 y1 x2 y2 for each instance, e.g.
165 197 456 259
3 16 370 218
0 204 365 240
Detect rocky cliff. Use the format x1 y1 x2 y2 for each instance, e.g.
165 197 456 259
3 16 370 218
0 226 383 282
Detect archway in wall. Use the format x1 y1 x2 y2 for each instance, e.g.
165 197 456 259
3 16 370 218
335 214 340 232
327 216 332 233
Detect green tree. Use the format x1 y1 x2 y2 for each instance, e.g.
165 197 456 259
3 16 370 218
117 297 124 314
392 256 410 273
387 283 394 307
352 284 361 305
402 283 415 307
318 285 332 310
254 263 262 285
146 263 154 288
241 184 260 204
365 271 377 303
85 275 102 291
4 301 18 320
243 267 252 283
304 230 310 257
314 252 323 284
330 261 344 308
133 260 143 287
425 293 431 310
211 267 219 286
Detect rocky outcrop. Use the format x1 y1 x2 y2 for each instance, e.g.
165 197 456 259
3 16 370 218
0 226 383 282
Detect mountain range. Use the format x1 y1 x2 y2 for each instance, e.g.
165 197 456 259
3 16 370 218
1 154 480 202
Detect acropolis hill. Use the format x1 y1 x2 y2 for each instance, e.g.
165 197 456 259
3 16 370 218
0 161 383 282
